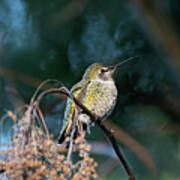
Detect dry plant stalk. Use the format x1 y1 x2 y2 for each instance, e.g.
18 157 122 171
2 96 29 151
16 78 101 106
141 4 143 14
0 81 136 180
0 84 98 180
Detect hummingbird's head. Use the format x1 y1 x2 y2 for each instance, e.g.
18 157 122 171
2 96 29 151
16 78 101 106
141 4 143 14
83 63 116 81
83 57 136 81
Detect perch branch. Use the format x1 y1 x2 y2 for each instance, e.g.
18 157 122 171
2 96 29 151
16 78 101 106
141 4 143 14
96 122 135 180
33 87 136 180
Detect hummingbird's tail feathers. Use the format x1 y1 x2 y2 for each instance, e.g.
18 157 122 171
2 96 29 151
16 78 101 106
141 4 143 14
58 123 88 144
58 121 71 144
58 127 67 144
57 125 78 145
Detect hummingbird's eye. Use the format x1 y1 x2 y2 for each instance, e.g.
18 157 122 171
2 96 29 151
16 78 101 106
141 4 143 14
100 68 107 73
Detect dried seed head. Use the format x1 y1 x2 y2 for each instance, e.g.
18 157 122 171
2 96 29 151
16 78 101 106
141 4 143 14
0 94 98 180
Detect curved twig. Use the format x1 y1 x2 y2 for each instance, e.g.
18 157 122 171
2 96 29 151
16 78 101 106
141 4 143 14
30 79 64 105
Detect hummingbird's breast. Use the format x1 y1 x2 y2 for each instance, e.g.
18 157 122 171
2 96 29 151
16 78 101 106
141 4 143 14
63 79 117 130
81 79 118 120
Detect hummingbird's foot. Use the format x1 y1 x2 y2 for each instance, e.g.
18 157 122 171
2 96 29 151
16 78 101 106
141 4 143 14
79 113 91 124
86 125 91 134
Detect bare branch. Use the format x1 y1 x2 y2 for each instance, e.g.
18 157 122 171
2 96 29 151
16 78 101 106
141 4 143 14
104 121 157 177
96 122 135 180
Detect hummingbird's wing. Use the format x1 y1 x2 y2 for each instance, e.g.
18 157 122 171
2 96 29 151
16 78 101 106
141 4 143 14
58 80 86 143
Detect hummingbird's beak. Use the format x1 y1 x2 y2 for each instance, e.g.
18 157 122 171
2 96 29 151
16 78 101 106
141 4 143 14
114 56 137 69
107 56 138 73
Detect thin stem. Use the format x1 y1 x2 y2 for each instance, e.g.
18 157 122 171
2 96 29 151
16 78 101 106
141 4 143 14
96 121 136 180
36 107 50 138
67 128 75 161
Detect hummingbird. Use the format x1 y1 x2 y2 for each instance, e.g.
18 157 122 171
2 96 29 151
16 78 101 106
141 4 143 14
58 57 135 144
